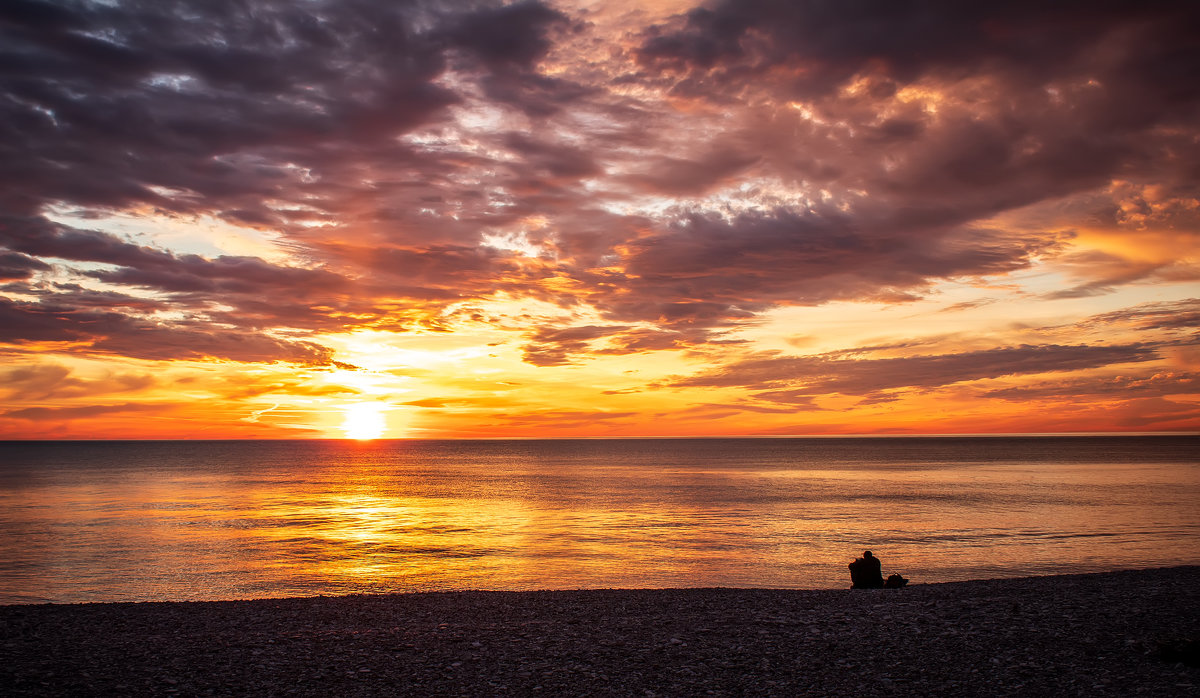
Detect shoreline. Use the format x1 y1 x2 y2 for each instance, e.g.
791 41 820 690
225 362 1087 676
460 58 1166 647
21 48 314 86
7 563 1200 608
3 566 1197 696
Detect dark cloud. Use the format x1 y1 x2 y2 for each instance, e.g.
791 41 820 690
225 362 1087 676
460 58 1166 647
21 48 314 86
638 1 1200 102
595 329 689 355
594 0 1200 329
0 0 458 216
674 343 1161 398
0 216 383 336
0 251 50 280
83 253 347 296
0 0 584 363
635 1 1200 212
0 215 172 268
520 322 712 366
89 324 334 365
440 2 586 116
0 297 333 364
40 284 170 312
502 132 602 181
522 324 630 366
355 244 527 288
1086 298 1200 332
2 214 551 341
982 372 1200 401
442 0 569 69
2 402 168 421
585 209 1051 330
626 147 761 195
0 0 573 226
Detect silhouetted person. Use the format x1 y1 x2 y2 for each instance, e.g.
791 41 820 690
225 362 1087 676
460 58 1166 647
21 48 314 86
849 550 885 589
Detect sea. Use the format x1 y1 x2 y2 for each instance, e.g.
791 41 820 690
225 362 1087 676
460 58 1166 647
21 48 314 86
1 436 1197 605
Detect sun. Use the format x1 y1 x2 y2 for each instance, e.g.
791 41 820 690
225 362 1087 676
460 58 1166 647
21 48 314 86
341 402 388 440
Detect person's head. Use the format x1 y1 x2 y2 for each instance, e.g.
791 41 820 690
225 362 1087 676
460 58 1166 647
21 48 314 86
863 550 873 558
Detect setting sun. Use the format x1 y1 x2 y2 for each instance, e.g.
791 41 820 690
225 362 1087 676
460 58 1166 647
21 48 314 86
341 403 388 440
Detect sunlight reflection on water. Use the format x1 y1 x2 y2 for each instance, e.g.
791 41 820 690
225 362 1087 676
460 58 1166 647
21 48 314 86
0 437 1197 603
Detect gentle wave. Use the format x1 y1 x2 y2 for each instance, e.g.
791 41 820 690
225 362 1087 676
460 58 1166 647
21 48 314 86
1 436 1197 603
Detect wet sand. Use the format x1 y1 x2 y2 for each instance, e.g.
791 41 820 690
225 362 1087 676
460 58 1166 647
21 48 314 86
2 566 1197 696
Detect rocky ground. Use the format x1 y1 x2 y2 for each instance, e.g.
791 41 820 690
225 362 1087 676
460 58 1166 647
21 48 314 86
2 567 1197 696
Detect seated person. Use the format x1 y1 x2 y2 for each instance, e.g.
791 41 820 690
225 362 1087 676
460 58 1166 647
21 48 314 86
848 550 885 588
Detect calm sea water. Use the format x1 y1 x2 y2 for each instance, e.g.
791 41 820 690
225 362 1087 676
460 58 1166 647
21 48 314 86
0 436 1197 604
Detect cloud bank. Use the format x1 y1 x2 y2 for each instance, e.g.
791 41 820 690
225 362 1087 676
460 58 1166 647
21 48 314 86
1 0 1197 436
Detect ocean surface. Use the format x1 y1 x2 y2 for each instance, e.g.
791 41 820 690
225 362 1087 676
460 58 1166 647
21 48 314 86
1 436 1197 604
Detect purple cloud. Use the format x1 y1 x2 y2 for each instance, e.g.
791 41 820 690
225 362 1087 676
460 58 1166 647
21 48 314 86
0 297 334 364
0 0 1196 378
674 343 1162 398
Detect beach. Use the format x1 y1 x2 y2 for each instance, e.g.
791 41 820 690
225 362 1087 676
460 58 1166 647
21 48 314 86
2 566 1197 696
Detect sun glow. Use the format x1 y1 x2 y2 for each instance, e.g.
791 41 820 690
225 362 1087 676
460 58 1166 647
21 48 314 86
341 402 388 440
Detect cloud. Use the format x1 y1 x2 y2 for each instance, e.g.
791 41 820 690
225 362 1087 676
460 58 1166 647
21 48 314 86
982 372 1200 401
1 215 173 268
0 0 1196 438
2 402 168 421
638 2 1200 102
0 363 155 401
522 324 631 366
6 0 1194 351
215 375 362 401
625 147 761 195
603 0 1200 325
0 0 465 217
674 343 1161 398
442 1 569 69
0 251 50 280
0 216 512 338
401 396 508 408
502 132 602 181
0 0 582 353
581 210 1053 331
0 297 334 364
483 409 640 429
1042 249 1187 300
1086 298 1200 331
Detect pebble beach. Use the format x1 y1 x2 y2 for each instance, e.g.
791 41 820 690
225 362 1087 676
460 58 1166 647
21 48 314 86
3 566 1197 696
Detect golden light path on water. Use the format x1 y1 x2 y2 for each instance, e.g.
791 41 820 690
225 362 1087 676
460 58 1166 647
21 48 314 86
0 438 1197 604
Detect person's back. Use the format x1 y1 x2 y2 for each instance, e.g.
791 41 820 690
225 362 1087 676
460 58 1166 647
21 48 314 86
848 558 865 588
849 550 884 589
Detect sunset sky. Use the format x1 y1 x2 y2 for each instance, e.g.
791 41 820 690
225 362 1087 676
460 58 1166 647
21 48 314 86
1 0 1198 439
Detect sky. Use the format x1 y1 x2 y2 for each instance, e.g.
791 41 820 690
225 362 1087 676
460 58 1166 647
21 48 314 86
1 0 1198 439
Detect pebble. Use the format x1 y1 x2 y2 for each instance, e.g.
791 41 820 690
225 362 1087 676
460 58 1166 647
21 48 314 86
1 567 1196 697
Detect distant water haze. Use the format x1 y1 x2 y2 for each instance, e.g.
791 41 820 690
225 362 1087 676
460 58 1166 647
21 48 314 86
1 436 1197 604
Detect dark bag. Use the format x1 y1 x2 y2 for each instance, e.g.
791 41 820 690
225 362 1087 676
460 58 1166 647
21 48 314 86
884 573 909 588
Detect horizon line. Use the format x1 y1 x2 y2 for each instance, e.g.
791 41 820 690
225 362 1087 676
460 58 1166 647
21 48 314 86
2 431 1197 442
